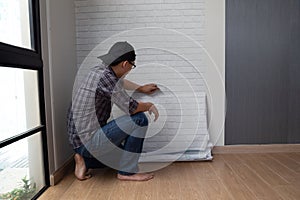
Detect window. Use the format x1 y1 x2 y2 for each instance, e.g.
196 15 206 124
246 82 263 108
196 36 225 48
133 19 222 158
0 67 40 141
0 0 33 49
0 0 49 199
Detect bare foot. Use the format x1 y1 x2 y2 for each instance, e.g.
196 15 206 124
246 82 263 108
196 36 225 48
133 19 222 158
117 173 154 181
74 153 92 181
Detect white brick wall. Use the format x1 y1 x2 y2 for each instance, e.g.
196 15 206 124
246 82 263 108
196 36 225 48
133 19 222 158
75 0 206 67
74 0 211 161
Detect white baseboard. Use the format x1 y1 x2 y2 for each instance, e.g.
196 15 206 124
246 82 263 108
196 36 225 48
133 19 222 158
49 155 74 186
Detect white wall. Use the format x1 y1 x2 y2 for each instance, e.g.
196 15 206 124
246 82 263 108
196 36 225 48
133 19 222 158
40 0 77 174
205 0 225 146
75 0 225 146
75 0 209 154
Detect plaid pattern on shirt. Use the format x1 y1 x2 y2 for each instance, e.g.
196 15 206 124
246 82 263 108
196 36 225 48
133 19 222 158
67 64 138 149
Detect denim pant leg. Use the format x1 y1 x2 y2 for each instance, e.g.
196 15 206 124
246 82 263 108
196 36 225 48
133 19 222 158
85 112 148 175
117 131 146 175
74 145 107 169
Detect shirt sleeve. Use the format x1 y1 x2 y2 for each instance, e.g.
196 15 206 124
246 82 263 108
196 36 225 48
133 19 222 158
111 88 139 114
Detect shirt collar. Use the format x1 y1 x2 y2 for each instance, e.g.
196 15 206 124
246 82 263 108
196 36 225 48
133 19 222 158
108 65 118 78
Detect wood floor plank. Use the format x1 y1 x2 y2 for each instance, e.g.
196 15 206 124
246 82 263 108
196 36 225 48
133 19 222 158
59 174 95 200
88 168 117 189
133 169 160 200
109 181 138 200
210 155 257 200
133 180 158 200
86 189 112 200
155 163 182 200
38 153 300 200
199 179 234 200
38 171 75 200
179 162 207 200
190 160 233 200
85 168 116 200
268 153 300 173
189 161 218 180
252 154 299 184
274 185 300 200
221 154 283 200
284 152 300 164
235 154 289 187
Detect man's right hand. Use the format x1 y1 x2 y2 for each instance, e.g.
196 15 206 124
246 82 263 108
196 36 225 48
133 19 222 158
133 102 159 121
148 104 159 121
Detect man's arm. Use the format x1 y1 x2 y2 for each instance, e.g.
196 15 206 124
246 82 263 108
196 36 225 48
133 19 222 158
111 85 159 121
123 79 159 94
132 102 159 121
122 79 159 120
123 79 140 90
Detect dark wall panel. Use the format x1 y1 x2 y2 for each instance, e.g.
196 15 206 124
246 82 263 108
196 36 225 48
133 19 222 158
226 0 300 144
287 0 300 143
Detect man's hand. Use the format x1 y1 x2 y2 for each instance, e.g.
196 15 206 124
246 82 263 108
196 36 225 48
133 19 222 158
133 102 159 121
138 84 159 94
148 104 159 121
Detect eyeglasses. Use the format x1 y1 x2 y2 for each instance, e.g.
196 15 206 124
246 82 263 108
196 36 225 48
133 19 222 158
128 61 136 69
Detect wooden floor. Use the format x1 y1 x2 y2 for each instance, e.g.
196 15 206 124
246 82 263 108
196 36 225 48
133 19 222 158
38 153 300 200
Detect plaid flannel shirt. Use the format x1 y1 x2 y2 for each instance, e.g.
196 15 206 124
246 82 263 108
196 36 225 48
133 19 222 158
67 64 138 149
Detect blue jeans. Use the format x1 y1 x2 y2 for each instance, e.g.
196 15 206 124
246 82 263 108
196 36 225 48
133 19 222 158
75 112 148 175
74 145 107 169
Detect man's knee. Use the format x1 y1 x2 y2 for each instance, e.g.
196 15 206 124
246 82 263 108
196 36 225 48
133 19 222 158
131 112 148 127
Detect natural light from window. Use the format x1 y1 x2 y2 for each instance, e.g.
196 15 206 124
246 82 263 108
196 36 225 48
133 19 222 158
0 0 32 49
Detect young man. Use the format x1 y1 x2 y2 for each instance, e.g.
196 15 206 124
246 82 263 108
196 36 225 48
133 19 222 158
67 41 159 181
